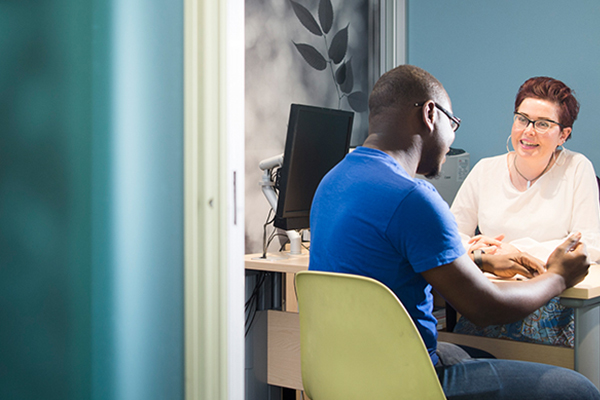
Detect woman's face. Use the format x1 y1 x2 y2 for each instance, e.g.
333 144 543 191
511 97 572 163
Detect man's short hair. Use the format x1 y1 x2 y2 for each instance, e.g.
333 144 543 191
368 65 445 121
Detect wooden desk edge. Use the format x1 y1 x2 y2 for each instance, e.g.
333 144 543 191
245 253 309 274
245 254 600 300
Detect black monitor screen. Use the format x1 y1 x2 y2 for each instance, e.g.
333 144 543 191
274 104 354 231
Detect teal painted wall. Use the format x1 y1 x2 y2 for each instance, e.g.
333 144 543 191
0 1 92 398
0 1 184 399
407 0 600 169
92 1 184 399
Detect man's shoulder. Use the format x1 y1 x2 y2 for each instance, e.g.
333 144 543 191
345 148 421 190
406 178 447 205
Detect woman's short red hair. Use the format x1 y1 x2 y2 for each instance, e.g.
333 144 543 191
515 77 580 134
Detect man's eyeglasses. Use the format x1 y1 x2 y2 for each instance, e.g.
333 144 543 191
415 102 461 132
513 112 565 134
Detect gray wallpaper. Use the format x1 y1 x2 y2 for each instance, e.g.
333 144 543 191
245 0 370 253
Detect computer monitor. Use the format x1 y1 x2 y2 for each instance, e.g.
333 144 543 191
274 104 354 231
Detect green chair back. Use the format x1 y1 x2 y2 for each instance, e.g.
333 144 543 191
295 270 446 400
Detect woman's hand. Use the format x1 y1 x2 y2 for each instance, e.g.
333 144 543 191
468 234 519 255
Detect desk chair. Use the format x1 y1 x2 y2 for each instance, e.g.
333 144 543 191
295 270 446 400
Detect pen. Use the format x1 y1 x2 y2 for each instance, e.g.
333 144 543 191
566 233 581 252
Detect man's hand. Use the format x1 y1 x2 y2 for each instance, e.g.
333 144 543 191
481 252 546 279
546 232 590 289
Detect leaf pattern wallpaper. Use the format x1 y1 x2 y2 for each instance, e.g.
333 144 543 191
245 0 370 253
290 0 368 113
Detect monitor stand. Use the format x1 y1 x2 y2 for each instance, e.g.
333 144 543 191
257 154 306 260
286 230 302 255
252 230 307 261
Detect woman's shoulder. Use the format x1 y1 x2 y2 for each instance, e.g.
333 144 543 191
479 153 507 163
559 148 595 169
554 149 598 181
471 153 507 172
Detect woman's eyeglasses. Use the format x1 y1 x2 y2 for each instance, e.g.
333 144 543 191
513 112 565 134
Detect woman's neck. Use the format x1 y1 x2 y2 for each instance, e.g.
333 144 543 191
510 150 558 190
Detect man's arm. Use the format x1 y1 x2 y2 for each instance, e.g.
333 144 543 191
422 234 590 327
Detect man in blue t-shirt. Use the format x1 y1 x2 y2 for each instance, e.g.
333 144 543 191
309 65 600 400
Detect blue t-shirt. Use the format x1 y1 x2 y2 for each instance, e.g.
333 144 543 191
309 146 465 365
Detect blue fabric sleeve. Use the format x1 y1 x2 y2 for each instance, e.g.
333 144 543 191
387 182 465 273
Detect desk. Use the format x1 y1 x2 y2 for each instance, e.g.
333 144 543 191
245 253 307 391
245 252 309 313
245 253 600 389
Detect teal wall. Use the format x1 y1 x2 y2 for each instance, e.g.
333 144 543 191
407 0 600 168
0 1 92 398
0 1 184 399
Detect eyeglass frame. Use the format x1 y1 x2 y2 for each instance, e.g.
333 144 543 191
513 112 565 133
414 102 461 132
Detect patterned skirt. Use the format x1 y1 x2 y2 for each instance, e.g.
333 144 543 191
453 297 574 348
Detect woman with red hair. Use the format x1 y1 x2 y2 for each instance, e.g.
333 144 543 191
451 76 600 347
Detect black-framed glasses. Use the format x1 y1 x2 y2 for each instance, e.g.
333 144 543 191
513 112 565 134
415 102 461 132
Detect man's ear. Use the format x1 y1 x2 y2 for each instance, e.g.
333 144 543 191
419 100 436 132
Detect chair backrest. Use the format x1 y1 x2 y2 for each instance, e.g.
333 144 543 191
295 270 446 400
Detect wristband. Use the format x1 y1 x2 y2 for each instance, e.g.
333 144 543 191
473 249 484 269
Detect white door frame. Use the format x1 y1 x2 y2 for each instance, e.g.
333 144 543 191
184 0 245 399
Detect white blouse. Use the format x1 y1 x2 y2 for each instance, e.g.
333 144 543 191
450 149 600 262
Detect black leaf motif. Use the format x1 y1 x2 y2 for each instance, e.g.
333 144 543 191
293 42 327 71
335 63 346 85
347 91 368 112
318 0 333 34
328 24 348 64
290 0 322 36
338 60 354 93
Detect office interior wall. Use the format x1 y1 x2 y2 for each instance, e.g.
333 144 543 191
244 0 370 254
92 1 184 399
0 1 184 399
0 2 92 398
407 0 600 169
